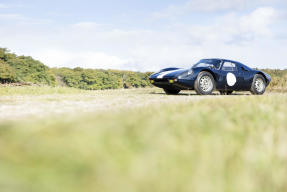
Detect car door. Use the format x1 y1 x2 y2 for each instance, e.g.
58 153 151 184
217 61 243 91
237 65 253 90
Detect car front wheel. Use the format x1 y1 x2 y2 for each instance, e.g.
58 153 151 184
250 74 266 95
194 71 215 95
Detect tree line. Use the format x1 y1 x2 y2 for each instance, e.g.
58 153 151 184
52 67 152 90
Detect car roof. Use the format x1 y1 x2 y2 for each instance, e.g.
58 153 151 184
201 58 242 64
200 58 254 70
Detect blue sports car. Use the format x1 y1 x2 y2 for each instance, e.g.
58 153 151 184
149 59 271 95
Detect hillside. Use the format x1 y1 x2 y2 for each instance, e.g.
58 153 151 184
0 48 56 85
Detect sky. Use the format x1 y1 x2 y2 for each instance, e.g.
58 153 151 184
0 0 287 71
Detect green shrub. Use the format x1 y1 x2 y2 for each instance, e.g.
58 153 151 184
52 67 152 90
0 48 56 86
0 60 16 83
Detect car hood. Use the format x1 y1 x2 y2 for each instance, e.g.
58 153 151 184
150 69 187 79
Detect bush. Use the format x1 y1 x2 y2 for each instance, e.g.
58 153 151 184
52 67 152 90
0 60 16 83
0 48 56 86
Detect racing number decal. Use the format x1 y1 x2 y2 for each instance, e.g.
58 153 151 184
226 72 236 86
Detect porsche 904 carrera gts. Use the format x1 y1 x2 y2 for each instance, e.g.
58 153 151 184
149 59 271 95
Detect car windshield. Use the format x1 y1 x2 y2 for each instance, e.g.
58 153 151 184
192 59 221 69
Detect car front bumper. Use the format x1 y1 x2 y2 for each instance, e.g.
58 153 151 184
149 78 195 90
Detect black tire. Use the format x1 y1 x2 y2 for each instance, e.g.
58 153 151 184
194 71 215 95
164 88 180 95
219 91 233 95
250 74 266 95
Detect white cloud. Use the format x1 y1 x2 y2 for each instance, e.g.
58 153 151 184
240 7 277 36
184 7 278 43
186 0 276 12
187 0 246 12
31 50 132 70
152 0 279 19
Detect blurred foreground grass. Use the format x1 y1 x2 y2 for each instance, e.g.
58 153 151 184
0 89 287 192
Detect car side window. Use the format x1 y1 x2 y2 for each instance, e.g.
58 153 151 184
241 66 248 71
222 62 237 71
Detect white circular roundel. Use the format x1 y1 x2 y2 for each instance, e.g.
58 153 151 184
226 73 237 86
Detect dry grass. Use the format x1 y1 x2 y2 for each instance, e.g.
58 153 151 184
0 87 287 192
0 88 215 120
0 85 88 95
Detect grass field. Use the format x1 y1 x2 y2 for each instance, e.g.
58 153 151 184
0 87 287 192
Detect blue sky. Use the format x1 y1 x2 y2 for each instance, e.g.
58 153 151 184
0 0 286 71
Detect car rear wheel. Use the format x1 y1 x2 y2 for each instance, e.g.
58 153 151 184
250 74 266 95
164 88 180 95
194 71 215 95
219 91 233 95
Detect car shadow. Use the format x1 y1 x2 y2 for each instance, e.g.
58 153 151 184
150 92 251 96
150 92 198 96
229 93 251 96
